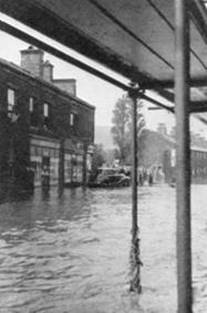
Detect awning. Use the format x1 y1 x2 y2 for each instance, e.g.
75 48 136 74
0 0 207 112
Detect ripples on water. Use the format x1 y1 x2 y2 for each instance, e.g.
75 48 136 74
0 185 207 312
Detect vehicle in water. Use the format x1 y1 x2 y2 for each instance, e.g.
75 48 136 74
88 167 130 188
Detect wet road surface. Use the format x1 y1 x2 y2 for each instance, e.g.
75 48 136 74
0 185 206 312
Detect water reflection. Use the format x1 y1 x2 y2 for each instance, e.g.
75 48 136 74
0 185 206 312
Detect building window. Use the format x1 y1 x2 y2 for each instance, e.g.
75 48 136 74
7 88 15 112
43 103 49 117
70 112 75 126
29 97 34 112
43 103 51 129
29 97 39 127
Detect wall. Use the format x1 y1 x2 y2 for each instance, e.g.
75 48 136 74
0 59 95 191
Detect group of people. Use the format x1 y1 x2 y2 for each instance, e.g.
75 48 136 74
138 168 154 186
138 166 166 186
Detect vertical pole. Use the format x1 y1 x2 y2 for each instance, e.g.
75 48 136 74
175 1 192 313
131 87 138 242
58 137 65 196
82 142 88 186
129 84 142 293
9 119 15 193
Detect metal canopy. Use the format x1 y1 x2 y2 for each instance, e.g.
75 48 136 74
0 0 207 95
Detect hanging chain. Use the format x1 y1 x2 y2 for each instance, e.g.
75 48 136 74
130 227 143 293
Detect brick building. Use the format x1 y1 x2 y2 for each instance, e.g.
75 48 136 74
0 46 95 195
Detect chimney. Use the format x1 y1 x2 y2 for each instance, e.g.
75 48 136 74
52 79 77 96
42 60 54 82
20 45 44 77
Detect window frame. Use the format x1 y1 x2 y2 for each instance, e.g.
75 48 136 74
43 102 49 118
70 112 75 126
7 88 15 112
29 97 34 113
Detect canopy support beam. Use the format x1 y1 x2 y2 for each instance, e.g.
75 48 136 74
190 100 207 112
175 1 192 313
0 20 176 114
128 83 142 294
140 77 207 89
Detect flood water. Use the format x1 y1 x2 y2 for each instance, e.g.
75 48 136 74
0 184 207 313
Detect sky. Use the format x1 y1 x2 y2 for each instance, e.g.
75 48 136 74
0 12 207 137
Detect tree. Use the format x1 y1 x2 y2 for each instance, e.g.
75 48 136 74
104 148 119 167
90 144 105 181
111 94 146 165
111 95 131 164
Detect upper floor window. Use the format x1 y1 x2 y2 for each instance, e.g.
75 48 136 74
43 103 51 129
7 88 15 112
29 97 38 127
29 97 34 112
70 112 75 126
43 103 49 118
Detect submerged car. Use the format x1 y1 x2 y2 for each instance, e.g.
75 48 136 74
88 167 130 188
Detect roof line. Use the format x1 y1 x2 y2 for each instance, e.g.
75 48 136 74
140 76 207 89
140 93 174 113
146 0 207 72
0 57 95 110
189 0 207 44
0 19 175 113
87 0 174 70
0 0 151 82
0 19 130 92
146 0 174 31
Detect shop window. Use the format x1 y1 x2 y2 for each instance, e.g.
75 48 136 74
54 149 59 158
77 142 83 150
30 146 36 156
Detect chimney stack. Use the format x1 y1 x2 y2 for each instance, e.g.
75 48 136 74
20 46 77 96
20 46 44 77
42 60 54 82
53 79 77 96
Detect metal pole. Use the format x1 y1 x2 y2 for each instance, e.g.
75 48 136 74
82 142 88 187
58 137 65 196
129 84 142 293
175 1 192 312
131 88 138 242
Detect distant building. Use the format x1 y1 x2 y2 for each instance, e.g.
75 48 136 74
139 127 207 183
157 122 168 136
0 46 95 194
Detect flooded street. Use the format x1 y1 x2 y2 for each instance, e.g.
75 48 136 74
0 185 207 313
